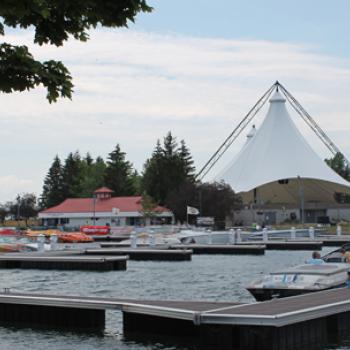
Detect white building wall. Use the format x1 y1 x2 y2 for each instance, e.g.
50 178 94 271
327 208 350 222
233 208 300 226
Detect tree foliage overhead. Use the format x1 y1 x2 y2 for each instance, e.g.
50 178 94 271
0 0 152 102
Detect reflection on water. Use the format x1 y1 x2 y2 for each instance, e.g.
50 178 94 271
1 247 349 350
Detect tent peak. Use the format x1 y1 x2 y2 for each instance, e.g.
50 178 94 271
269 89 286 103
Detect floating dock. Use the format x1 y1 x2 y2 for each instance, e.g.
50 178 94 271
85 248 192 261
0 254 128 271
1 289 350 349
90 235 130 242
170 244 265 255
319 235 350 246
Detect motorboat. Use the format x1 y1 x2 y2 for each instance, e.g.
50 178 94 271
247 262 350 301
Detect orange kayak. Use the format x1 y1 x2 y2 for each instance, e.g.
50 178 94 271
58 232 94 243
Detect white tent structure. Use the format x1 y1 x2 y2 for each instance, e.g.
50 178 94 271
216 88 350 208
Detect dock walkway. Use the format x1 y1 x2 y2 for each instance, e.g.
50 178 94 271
1 288 350 349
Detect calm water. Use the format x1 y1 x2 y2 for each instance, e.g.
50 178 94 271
0 247 349 350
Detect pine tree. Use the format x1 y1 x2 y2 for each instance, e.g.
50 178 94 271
142 132 196 204
178 140 195 180
79 156 107 197
62 151 85 198
40 155 64 208
104 144 135 195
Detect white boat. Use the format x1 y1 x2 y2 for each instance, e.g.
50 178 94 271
247 262 349 301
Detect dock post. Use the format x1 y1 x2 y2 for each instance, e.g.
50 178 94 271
290 227 296 240
262 228 268 242
236 228 242 243
130 233 137 248
336 225 342 236
229 229 235 244
207 230 212 244
309 227 315 240
37 234 45 252
50 234 58 250
149 234 156 246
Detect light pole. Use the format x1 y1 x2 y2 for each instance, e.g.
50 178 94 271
16 195 21 226
92 194 97 225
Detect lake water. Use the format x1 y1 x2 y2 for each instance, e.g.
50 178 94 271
0 247 349 350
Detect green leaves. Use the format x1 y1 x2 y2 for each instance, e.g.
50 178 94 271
0 43 73 102
0 0 151 102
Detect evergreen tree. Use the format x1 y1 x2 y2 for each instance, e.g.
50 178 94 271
142 132 196 204
178 139 195 180
62 151 85 198
104 144 135 195
79 156 107 197
40 155 65 208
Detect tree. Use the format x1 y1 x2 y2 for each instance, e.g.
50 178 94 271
325 152 350 180
104 144 135 195
62 151 85 198
325 152 350 203
0 1 152 102
178 139 195 180
79 156 107 197
142 132 196 204
165 181 241 227
165 181 197 223
198 182 241 229
40 155 65 208
140 191 158 222
0 204 8 223
8 193 38 224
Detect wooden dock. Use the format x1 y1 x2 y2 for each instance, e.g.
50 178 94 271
84 248 192 261
0 254 128 271
1 289 350 349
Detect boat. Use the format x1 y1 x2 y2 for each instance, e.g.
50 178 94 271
58 232 94 243
80 225 110 235
247 261 350 301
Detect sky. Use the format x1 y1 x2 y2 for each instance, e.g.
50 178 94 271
2 0 350 201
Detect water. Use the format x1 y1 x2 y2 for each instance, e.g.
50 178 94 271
0 247 349 350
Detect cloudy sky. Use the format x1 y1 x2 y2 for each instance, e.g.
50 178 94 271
2 0 350 201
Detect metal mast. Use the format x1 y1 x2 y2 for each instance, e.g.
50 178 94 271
278 82 350 167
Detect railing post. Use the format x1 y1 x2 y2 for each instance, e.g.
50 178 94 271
309 226 315 240
37 234 45 252
290 227 296 240
336 224 342 236
50 234 58 250
262 227 268 242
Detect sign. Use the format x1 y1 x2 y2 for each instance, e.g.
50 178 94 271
196 217 214 226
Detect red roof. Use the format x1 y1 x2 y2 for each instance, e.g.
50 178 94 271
40 196 171 214
93 187 113 194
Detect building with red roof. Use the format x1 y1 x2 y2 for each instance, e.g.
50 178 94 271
39 187 174 227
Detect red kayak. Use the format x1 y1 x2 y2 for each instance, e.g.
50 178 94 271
80 225 110 235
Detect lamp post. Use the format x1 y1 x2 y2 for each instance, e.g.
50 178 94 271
92 194 97 225
297 176 305 225
16 195 21 226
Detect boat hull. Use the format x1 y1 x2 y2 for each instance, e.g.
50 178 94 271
247 287 334 301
